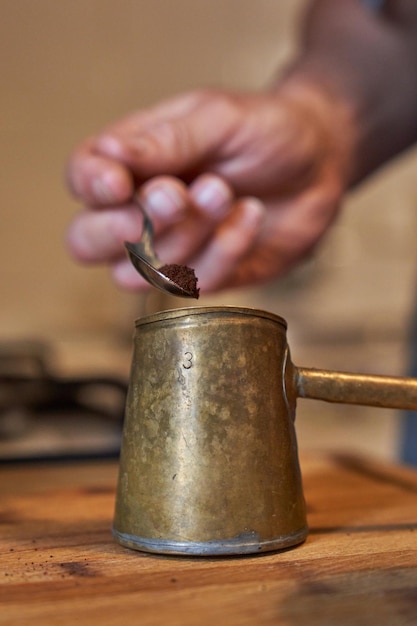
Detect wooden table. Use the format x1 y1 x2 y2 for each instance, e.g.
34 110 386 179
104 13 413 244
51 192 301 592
1 453 417 625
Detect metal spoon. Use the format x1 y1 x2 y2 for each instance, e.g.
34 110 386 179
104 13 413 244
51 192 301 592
124 199 198 298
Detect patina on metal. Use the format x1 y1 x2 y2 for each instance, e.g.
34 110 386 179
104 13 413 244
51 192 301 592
113 306 417 557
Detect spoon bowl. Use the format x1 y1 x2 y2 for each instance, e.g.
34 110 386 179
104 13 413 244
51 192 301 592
124 200 198 299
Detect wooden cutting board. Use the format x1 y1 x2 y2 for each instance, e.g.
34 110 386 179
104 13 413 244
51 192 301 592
1 453 417 625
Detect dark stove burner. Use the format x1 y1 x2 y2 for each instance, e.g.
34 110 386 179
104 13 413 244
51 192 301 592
0 341 128 462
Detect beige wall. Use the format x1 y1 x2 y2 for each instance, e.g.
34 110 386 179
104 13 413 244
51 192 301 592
0 0 304 339
1 1 417 460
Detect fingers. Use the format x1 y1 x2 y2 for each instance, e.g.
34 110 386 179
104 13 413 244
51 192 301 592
93 90 234 179
222 172 343 290
66 166 340 295
150 175 234 255
66 140 135 205
65 177 192 263
110 174 235 290
190 198 266 292
65 204 142 263
111 195 265 293
190 167 341 293
66 90 240 209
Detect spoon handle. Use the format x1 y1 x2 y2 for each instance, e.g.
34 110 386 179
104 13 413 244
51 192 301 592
133 199 159 265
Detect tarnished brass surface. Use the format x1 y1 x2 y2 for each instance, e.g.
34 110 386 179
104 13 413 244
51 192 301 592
113 306 307 555
113 305 417 556
296 367 417 409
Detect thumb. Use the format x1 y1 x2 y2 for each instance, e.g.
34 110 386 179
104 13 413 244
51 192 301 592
93 90 238 181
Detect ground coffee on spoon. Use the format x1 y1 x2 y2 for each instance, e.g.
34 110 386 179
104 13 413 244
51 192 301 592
159 264 200 299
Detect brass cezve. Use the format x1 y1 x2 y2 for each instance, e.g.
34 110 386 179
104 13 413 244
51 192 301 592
113 306 417 556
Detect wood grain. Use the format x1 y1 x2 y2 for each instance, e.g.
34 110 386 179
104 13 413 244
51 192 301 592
1 453 417 625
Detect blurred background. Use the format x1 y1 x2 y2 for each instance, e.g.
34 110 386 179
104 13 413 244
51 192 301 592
1 0 417 461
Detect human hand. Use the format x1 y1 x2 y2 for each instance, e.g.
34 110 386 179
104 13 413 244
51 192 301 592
66 85 356 293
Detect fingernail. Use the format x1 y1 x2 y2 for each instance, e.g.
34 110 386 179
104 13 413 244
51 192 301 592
243 197 265 219
193 179 231 217
241 197 266 228
92 178 115 203
145 187 184 220
97 134 150 159
96 134 132 159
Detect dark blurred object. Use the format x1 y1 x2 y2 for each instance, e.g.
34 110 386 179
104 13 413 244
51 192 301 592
0 341 128 461
402 303 417 467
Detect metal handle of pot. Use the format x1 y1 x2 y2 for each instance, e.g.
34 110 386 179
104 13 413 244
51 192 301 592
296 367 417 410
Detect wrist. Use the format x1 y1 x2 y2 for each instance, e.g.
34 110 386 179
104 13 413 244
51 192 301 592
270 70 359 188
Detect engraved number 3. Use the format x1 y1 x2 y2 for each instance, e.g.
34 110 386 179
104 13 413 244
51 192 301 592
183 352 193 369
